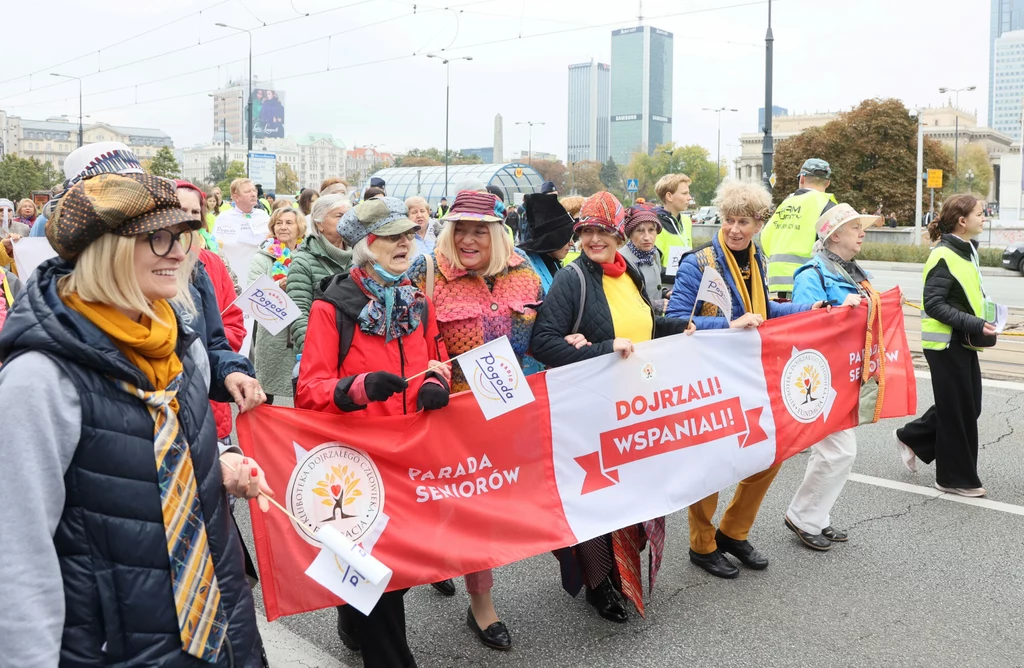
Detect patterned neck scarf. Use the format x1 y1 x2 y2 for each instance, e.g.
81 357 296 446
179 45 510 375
349 266 425 343
626 241 657 267
266 238 301 280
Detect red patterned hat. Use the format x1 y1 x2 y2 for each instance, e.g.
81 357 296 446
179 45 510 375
575 191 625 239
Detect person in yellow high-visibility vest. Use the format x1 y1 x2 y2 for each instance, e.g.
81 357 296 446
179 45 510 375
760 158 838 297
896 194 993 498
653 173 694 286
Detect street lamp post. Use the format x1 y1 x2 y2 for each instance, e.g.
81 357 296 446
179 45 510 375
912 108 924 246
966 168 975 194
216 23 253 175
50 73 83 148
426 54 473 199
516 121 546 166
702 107 738 187
938 85 976 191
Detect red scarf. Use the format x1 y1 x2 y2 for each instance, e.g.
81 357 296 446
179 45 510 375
599 252 628 278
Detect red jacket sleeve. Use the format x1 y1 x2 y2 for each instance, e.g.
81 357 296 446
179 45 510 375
199 250 246 352
296 301 367 414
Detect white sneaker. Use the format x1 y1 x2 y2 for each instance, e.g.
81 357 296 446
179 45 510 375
893 429 917 473
934 483 986 498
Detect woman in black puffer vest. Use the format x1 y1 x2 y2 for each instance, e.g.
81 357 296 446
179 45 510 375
0 173 271 667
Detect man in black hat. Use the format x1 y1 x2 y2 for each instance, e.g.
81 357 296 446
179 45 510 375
369 176 386 195
518 195 575 294
540 181 558 195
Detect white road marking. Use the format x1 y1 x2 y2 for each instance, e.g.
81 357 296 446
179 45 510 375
849 473 1024 517
913 370 1024 392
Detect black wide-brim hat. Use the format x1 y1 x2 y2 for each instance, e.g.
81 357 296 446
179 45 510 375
518 193 575 254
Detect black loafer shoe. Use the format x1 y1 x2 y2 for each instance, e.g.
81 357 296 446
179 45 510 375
467 607 512 650
784 515 832 551
431 579 457 596
715 529 768 570
584 578 629 623
336 606 361 652
688 548 740 579
822 526 848 542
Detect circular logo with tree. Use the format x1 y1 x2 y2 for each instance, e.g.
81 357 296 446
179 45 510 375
286 442 384 546
781 348 832 424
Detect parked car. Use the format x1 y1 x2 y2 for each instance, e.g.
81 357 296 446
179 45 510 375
694 206 719 224
1003 242 1024 276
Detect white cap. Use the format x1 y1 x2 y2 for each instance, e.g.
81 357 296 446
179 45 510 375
62 141 144 185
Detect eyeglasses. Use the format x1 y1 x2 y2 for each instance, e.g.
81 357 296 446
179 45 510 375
146 228 193 257
375 230 418 243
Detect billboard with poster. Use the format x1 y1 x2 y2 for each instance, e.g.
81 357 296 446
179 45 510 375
250 88 285 139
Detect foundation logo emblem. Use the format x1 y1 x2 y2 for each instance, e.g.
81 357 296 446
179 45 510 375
781 347 832 423
287 442 384 546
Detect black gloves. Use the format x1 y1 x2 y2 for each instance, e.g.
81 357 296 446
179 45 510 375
417 381 450 411
364 371 408 402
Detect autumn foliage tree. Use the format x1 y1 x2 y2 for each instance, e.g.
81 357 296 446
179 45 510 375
529 159 568 193
772 98 954 221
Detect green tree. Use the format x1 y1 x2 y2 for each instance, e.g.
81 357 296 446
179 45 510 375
394 148 482 167
143 146 180 178
207 156 228 185
772 98 955 221
599 157 621 191
571 160 604 196
0 154 63 201
217 160 247 194
623 143 718 206
941 143 993 199
276 162 299 194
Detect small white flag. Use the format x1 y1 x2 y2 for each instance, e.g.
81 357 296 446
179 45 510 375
457 335 536 421
304 525 393 615
696 265 733 318
231 273 301 336
665 245 688 277
12 237 58 279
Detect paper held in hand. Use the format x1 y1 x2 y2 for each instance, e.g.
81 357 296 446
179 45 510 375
456 335 536 420
695 265 733 319
231 273 301 336
12 238 58 280
304 525 393 615
665 245 687 277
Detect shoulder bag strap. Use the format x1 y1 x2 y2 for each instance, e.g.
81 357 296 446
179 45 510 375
566 262 586 335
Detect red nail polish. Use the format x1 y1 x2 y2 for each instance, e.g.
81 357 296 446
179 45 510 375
251 467 259 477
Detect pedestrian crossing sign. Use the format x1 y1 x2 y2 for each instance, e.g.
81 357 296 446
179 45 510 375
626 179 639 192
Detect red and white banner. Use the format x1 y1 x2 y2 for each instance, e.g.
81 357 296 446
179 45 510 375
240 290 916 620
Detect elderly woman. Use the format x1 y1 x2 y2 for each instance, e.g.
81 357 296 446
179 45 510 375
405 195 437 256
518 193 575 294
406 189 543 650
13 198 38 229
531 191 693 624
288 194 353 356
296 197 451 668
667 180 821 580
248 206 306 403
620 204 669 313
0 173 269 666
784 203 879 551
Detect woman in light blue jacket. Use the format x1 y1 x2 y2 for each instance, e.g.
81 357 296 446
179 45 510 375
785 203 880 552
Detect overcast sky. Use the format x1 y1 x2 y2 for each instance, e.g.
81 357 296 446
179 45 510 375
0 0 990 164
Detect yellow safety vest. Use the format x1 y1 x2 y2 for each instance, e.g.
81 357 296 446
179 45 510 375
920 246 987 351
761 190 836 294
655 214 692 272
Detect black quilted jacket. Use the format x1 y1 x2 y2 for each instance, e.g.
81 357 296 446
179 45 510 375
923 234 986 336
531 252 690 368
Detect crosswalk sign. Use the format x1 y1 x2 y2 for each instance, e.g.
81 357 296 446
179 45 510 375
626 179 639 192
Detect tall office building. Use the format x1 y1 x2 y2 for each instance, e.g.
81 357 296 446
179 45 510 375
991 0 1024 126
993 30 1024 139
567 60 610 163
609 25 673 165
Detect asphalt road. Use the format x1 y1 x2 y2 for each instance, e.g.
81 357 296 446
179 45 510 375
240 377 1024 668
868 268 1024 308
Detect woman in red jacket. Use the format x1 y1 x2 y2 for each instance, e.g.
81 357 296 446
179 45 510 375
296 196 450 668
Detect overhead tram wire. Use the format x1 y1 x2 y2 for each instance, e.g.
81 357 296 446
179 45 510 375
18 0 782 118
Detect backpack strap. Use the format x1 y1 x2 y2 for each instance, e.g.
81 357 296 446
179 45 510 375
566 262 587 335
333 306 356 363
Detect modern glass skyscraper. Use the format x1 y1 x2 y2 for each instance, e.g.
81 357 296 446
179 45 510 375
993 30 1024 139
991 0 1024 126
609 25 673 165
567 61 611 163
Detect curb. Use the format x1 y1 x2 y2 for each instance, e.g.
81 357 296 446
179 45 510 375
860 260 1013 278
258 617 352 668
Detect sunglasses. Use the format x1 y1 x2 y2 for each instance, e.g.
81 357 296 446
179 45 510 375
372 230 418 243
146 228 194 257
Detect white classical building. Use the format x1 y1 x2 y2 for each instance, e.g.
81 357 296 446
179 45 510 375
180 137 300 189
296 133 347 190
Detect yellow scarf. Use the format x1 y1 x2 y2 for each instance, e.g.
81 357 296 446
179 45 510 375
718 228 768 319
64 294 183 410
